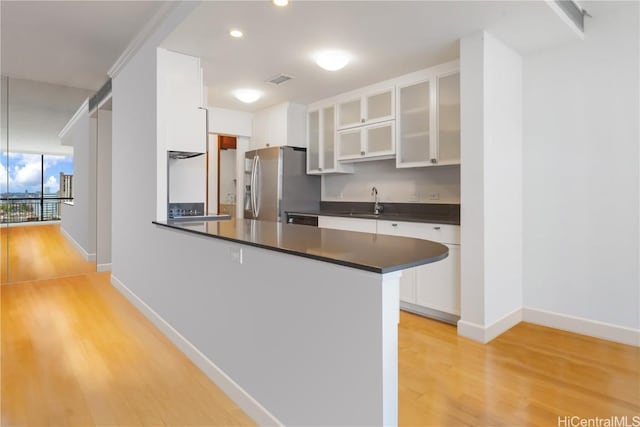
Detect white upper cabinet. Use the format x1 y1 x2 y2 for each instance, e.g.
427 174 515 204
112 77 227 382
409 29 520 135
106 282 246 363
251 102 306 149
396 62 460 168
336 121 395 161
337 87 395 129
307 104 353 174
157 48 206 153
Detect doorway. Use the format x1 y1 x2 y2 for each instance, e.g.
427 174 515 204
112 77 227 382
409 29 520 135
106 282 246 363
217 135 237 217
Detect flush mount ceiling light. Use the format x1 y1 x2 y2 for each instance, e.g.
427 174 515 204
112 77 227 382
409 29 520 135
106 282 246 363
234 88 262 104
229 29 243 38
314 50 351 71
273 0 288 6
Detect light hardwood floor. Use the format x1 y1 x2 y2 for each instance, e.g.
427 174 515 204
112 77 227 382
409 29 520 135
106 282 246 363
1 225 638 426
0 224 96 284
1 273 255 427
399 311 640 426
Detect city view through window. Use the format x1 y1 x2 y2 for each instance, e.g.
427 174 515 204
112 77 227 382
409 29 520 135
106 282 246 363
0 152 74 223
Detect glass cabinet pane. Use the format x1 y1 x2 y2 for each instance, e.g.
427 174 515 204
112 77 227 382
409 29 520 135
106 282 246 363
437 72 460 164
338 129 362 158
366 123 393 155
321 106 335 170
337 98 361 128
398 81 430 164
367 90 392 121
307 110 320 171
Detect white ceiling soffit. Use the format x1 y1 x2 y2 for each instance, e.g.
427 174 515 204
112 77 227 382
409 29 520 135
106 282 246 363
5 79 92 156
1 0 168 91
161 1 582 113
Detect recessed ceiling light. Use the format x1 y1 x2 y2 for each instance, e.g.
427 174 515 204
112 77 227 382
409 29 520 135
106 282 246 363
229 29 243 38
314 50 351 72
234 89 262 104
273 0 288 6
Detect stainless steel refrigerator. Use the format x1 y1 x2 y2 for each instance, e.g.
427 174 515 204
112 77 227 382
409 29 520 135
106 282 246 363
244 146 320 222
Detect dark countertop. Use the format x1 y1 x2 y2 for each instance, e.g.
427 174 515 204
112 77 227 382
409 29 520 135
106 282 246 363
287 202 461 225
153 218 448 274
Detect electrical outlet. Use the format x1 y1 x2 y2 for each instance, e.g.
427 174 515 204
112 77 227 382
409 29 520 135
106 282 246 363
428 192 440 201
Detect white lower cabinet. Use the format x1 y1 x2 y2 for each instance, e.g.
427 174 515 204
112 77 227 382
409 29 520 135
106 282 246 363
317 215 460 318
415 244 460 315
376 220 460 318
317 216 377 233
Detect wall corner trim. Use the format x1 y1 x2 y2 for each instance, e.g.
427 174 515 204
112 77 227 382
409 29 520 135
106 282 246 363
457 308 523 343
96 263 112 272
60 226 95 262
107 2 179 79
522 307 640 347
110 274 284 426
58 99 89 140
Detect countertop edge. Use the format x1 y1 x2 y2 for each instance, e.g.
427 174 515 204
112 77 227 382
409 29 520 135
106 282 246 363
287 211 461 225
152 221 449 274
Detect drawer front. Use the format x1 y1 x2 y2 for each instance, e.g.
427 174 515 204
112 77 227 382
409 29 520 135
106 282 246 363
377 220 459 244
318 216 377 234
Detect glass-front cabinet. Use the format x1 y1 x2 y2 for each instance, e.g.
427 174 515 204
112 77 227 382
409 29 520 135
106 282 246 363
307 104 352 174
436 72 461 165
337 87 394 130
396 66 460 168
337 121 395 161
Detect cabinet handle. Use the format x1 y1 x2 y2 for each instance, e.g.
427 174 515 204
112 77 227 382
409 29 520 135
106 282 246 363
434 226 441 230
361 118 365 123
318 167 323 171
391 223 398 227
430 158 437 164
361 151 365 156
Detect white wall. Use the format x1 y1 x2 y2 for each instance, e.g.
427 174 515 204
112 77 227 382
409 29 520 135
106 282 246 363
96 109 112 269
60 104 96 261
323 160 460 203
207 106 252 137
111 3 401 424
523 2 639 331
219 148 236 204
168 154 206 204
459 31 523 342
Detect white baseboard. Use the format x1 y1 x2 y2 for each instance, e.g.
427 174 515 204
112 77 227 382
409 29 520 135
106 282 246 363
96 263 112 272
110 274 282 426
5 220 61 228
457 308 522 343
60 227 96 262
522 307 640 347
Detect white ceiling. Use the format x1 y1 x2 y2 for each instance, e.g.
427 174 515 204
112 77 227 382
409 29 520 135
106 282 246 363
1 0 166 91
161 1 581 113
1 0 165 155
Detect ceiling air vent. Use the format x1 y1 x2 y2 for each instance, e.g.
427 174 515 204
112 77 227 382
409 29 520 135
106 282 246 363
266 74 294 85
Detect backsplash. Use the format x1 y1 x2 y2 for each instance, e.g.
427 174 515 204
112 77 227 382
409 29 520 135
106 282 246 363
322 159 460 203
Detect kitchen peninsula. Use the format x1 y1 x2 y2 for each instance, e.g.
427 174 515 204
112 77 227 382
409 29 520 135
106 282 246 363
152 218 447 425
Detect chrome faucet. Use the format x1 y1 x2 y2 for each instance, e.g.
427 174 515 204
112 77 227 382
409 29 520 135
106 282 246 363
371 186 383 215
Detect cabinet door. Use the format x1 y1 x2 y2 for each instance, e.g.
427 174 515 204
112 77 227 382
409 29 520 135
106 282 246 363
251 111 270 149
307 110 320 173
365 121 395 157
399 267 417 304
337 128 363 160
337 97 362 129
160 50 206 153
318 216 377 233
397 79 432 167
416 244 460 315
436 71 460 165
321 105 336 171
365 88 394 124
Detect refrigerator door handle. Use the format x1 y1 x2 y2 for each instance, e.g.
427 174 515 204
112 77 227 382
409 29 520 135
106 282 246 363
250 156 257 217
254 155 261 218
